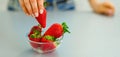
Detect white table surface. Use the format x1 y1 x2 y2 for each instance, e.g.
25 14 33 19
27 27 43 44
0 0 120 57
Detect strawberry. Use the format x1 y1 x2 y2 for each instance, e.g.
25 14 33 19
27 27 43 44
40 42 56 52
40 36 56 52
28 25 42 42
43 22 70 38
29 41 39 49
28 25 42 35
28 25 42 48
35 9 47 28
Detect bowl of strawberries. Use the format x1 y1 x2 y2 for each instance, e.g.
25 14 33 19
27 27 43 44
28 22 70 53
28 36 62 53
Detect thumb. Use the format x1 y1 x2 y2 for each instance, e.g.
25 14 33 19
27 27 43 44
98 6 113 16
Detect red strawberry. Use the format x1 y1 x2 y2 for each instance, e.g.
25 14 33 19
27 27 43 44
28 25 42 48
29 40 39 49
28 25 42 42
40 36 56 52
29 37 41 49
35 9 47 28
44 22 70 38
41 38 50 42
31 25 42 32
40 42 56 52
28 25 42 35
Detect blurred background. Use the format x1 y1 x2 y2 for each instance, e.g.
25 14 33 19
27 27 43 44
0 0 120 57
0 0 101 12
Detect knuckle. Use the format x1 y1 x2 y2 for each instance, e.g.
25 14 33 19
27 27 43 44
24 1 29 6
32 6 38 13
21 3 24 7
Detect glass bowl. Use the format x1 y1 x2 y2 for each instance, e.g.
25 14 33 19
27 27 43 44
28 37 62 53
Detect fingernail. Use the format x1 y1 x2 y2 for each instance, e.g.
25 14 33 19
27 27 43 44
34 12 38 17
31 14 35 17
40 9 43 14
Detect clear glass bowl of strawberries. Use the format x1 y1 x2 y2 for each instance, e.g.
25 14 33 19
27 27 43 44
29 36 62 53
28 22 70 53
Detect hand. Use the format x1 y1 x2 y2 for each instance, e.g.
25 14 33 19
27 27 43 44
95 2 115 16
19 0 44 17
89 0 115 16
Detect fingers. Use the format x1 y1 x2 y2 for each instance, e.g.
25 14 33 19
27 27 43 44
19 0 29 15
37 0 44 14
88 0 115 16
94 2 115 16
19 0 44 17
23 0 33 16
102 2 115 16
29 0 38 17
98 6 114 16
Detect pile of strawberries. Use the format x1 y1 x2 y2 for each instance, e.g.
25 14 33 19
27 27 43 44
28 9 70 53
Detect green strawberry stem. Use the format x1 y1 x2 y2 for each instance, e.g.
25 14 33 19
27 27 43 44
30 24 42 38
30 34 36 38
44 35 56 41
30 30 41 38
62 22 70 34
